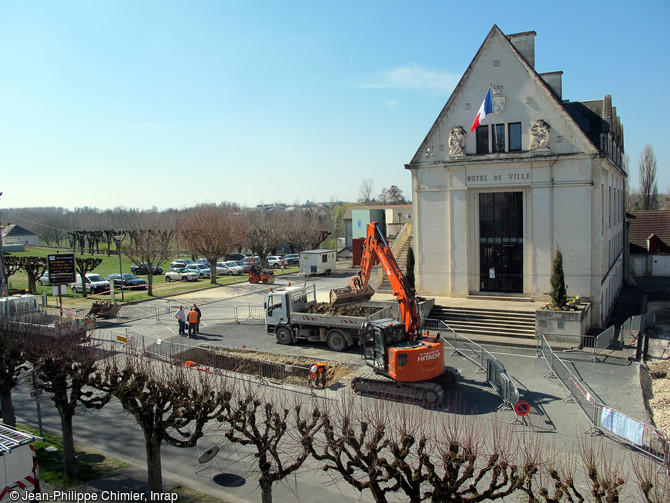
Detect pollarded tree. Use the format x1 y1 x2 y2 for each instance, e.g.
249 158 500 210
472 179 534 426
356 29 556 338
20 256 47 295
0 318 30 426
2 255 22 289
221 387 322 503
89 351 230 492
177 203 245 284
74 257 103 298
26 331 109 478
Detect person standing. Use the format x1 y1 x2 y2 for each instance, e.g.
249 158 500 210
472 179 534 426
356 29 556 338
175 305 186 336
280 259 285 272
187 306 199 338
193 303 202 333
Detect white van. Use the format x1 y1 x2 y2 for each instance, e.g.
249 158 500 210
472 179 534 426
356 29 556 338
71 273 110 294
0 424 40 501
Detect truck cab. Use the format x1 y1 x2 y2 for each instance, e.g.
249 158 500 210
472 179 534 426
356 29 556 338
265 284 316 329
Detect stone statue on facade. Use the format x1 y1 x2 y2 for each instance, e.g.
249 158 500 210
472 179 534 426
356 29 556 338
448 126 467 156
530 119 551 150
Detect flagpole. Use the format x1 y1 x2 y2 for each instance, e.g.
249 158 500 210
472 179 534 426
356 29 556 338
489 84 497 152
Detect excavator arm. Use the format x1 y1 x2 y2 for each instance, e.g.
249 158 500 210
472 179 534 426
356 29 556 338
330 222 419 335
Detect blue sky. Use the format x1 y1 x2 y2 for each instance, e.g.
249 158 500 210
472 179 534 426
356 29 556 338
1 1 667 211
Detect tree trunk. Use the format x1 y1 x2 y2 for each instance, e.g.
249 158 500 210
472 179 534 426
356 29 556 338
147 272 154 297
0 387 16 426
260 479 273 503
145 431 163 492
60 411 77 477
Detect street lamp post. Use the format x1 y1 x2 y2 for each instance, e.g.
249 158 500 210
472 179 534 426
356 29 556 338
0 192 6 297
113 233 125 301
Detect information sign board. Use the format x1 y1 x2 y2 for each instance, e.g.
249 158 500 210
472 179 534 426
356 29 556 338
47 254 76 285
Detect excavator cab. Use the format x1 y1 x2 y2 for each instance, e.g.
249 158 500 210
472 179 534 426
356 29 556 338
362 319 445 383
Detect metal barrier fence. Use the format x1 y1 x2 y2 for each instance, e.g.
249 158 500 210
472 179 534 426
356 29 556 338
424 318 520 409
92 331 312 388
103 303 267 325
538 334 668 468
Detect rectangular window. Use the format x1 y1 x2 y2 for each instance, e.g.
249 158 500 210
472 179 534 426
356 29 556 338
476 126 489 154
508 122 521 151
492 124 505 152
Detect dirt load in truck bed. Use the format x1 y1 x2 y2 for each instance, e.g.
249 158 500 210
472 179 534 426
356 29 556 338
305 302 382 317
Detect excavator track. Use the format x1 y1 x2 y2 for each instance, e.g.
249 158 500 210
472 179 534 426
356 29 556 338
351 368 459 406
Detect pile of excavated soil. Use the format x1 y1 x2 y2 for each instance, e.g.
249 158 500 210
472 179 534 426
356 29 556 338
180 345 359 387
648 360 670 433
305 302 381 317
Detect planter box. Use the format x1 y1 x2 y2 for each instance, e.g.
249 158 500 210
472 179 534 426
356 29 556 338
535 303 591 337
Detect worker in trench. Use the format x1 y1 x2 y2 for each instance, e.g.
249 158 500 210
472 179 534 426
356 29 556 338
309 362 328 389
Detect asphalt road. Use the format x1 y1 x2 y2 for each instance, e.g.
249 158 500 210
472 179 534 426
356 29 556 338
12 269 654 502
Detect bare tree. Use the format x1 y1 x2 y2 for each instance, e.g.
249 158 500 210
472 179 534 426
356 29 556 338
25 331 109 477
2 256 22 289
378 185 408 205
0 318 30 426
358 179 375 205
20 257 47 295
124 212 174 295
221 387 321 503
74 257 103 298
639 144 659 210
89 352 229 492
177 203 245 284
282 208 331 252
242 209 285 266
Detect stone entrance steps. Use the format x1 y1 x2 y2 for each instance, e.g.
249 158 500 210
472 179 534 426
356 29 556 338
427 305 536 347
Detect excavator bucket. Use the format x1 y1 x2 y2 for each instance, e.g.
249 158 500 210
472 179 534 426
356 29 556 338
329 285 375 306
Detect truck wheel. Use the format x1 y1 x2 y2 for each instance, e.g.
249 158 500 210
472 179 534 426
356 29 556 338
276 326 293 345
326 330 347 352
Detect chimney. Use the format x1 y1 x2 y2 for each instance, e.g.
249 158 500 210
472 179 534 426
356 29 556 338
507 31 536 68
540 71 563 100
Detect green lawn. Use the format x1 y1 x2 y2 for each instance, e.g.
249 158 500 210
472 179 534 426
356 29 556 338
5 247 298 307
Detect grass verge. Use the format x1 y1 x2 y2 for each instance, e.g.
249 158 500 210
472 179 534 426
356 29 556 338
20 426 127 488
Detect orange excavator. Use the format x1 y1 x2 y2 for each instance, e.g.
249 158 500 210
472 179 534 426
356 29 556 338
248 257 275 285
331 222 458 404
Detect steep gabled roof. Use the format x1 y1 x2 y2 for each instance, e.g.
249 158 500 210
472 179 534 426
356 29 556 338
408 25 618 165
2 224 37 238
628 210 670 254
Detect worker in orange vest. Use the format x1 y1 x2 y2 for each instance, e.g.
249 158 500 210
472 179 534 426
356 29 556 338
309 362 327 388
187 306 199 338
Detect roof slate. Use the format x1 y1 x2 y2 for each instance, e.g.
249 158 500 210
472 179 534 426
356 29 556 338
628 210 670 254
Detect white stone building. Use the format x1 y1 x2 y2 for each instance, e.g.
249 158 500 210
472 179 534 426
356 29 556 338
406 25 625 328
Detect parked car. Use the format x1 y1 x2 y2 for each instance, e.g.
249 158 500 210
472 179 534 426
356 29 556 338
38 271 51 286
71 273 110 294
234 260 249 273
225 253 247 261
106 273 148 290
130 262 164 275
241 256 260 266
184 263 211 278
196 258 210 266
217 261 243 275
164 267 199 282
266 256 283 268
282 253 300 265
170 259 195 269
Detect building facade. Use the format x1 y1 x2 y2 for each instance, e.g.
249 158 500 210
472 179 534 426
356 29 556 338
406 26 625 328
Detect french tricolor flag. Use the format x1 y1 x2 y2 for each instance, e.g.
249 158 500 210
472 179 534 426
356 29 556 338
470 89 493 131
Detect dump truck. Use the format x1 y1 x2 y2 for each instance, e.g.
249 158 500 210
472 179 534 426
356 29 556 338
0 294 96 338
265 283 392 351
